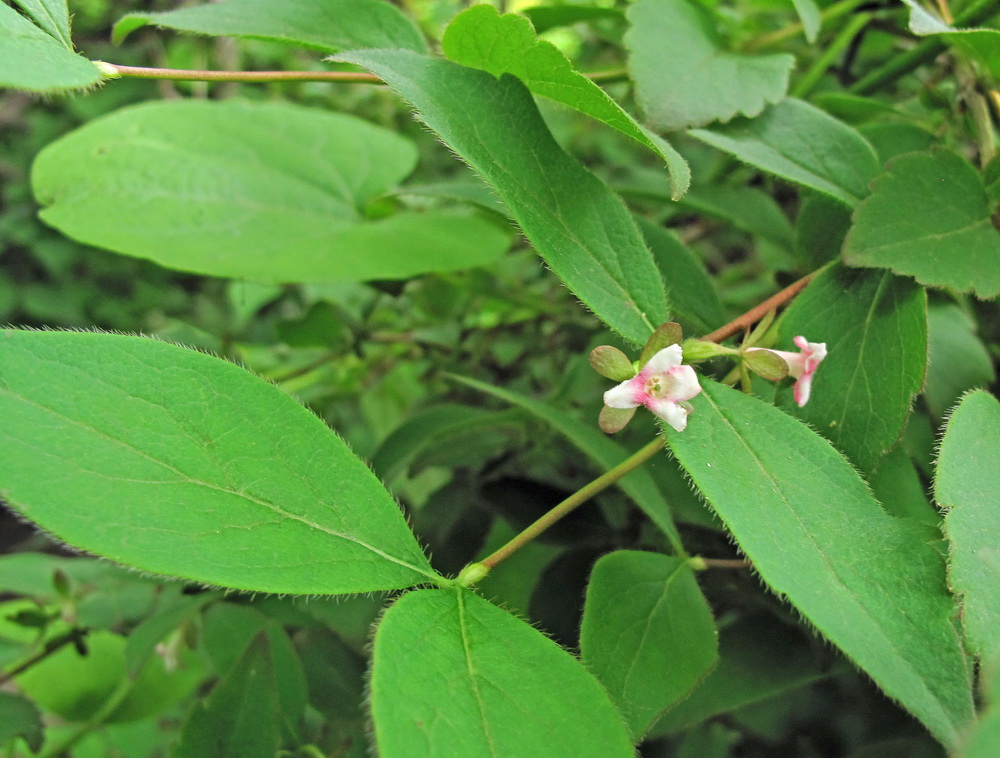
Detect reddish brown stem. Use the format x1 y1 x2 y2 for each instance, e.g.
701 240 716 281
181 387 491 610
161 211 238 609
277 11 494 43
702 271 817 344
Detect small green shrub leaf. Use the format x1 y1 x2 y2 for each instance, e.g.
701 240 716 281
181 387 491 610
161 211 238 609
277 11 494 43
32 100 510 283
442 4 689 199
778 264 927 472
647 616 828 736
114 0 427 53
843 149 1000 297
665 381 974 748
903 0 1000 81
339 49 670 346
580 551 718 740
936 390 1000 661
626 0 793 130
11 0 71 48
176 626 306 758
0 2 100 92
0 330 439 594
0 692 43 752
691 99 880 206
370 588 634 757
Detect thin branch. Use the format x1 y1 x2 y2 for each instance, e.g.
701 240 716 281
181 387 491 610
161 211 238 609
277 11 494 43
478 438 667 571
100 63 383 84
702 270 818 344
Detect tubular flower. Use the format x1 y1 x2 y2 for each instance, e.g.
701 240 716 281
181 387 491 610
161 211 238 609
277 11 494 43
750 336 827 407
603 344 702 431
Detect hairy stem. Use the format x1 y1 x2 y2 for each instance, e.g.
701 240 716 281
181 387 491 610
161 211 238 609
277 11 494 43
478 438 667 572
99 62 631 86
99 63 384 83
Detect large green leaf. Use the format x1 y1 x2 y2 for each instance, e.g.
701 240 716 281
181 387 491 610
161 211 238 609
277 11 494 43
777 264 927 472
369 588 634 757
935 390 1000 661
339 49 670 346
0 2 100 92
176 626 306 758
580 551 718 741
625 0 793 131
665 381 974 748
843 149 1000 297
691 99 880 206
114 0 426 53
647 615 828 736
32 100 510 283
442 4 689 199
637 218 725 333
11 0 70 47
0 330 439 594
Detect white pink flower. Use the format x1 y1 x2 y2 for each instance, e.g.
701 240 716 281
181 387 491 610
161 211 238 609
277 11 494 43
749 336 827 407
603 344 702 431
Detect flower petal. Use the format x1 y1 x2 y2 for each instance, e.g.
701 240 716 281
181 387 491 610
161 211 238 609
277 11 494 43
643 344 684 374
647 397 690 431
604 378 643 409
665 364 703 402
793 374 814 407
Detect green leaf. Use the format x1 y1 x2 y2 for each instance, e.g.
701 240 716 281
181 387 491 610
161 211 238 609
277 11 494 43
858 121 935 164
369 588 634 758
843 149 1000 297
114 0 427 53
0 692 44 752
32 100 510 283
647 616 827 736
665 381 974 748
442 5 690 199
449 373 685 552
338 49 670 346
637 218 725 334
11 0 71 48
679 185 796 252
580 551 718 741
936 390 1000 661
625 0 793 131
925 302 996 420
691 99 880 206
176 627 305 758
777 264 928 472
868 445 940 525
0 2 100 92
520 5 624 33
795 193 852 268
0 330 439 594
791 0 822 42
903 0 1000 81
